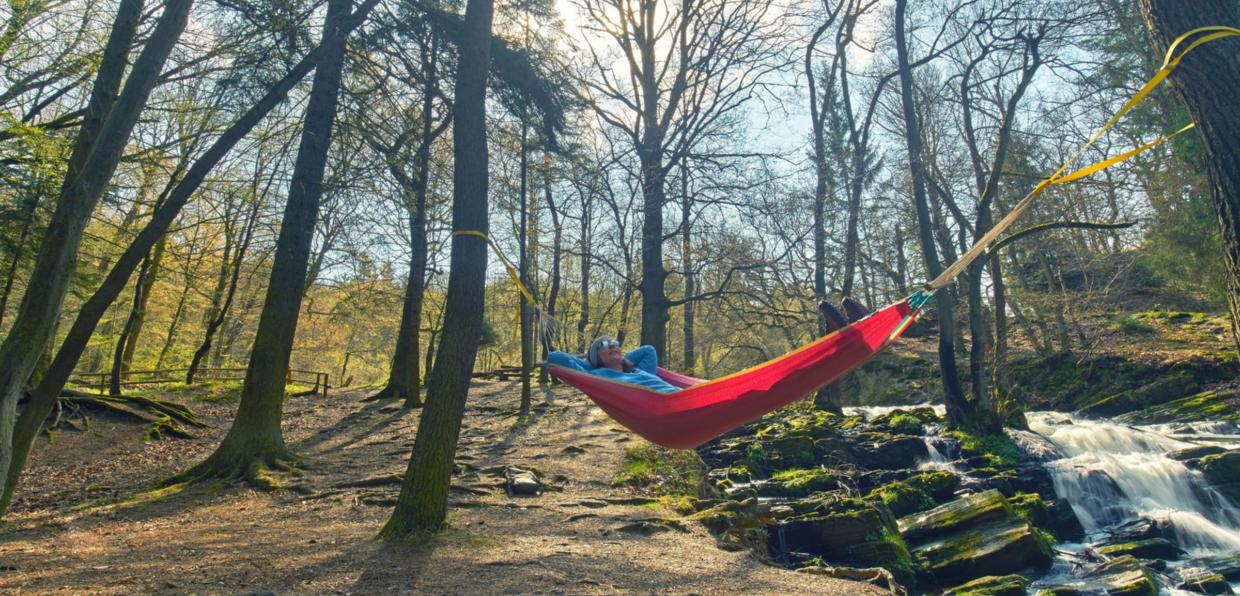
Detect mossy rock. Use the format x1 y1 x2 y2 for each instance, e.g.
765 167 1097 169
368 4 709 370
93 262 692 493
866 480 936 518
774 500 914 587
1097 537 1184 561
1177 568 1232 595
769 435 817 470
943 574 1029 595
1199 450 1240 504
898 489 1012 543
1007 493 1084 542
1078 370 1200 418
907 470 960 502
910 518 1052 585
1082 555 1158 596
1116 389 1240 425
853 434 929 470
1169 445 1228 463
760 468 838 498
944 430 1021 470
872 409 933 435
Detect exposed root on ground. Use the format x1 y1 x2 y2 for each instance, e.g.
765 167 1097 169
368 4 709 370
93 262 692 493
160 450 301 492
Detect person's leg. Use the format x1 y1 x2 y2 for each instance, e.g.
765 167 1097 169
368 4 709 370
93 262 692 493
842 296 871 322
819 301 847 333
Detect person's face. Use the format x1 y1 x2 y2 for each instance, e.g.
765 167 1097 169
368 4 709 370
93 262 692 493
596 339 624 369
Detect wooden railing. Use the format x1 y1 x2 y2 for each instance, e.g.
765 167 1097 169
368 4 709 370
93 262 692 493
69 367 331 398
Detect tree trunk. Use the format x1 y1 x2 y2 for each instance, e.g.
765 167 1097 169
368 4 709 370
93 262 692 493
539 161 561 383
1140 0 1240 355
638 135 668 356
680 170 695 374
0 0 384 516
172 0 352 485
121 237 164 369
0 195 37 329
893 0 971 426
381 0 493 539
518 114 532 418
577 190 592 353
0 0 188 505
187 195 259 384
109 250 158 396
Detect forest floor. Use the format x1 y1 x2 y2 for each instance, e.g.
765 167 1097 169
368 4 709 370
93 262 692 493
0 380 884 595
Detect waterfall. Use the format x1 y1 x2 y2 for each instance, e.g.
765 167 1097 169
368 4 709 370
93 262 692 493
1028 412 1240 553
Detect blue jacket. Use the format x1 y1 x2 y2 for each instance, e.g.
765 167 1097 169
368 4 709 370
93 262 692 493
546 345 680 393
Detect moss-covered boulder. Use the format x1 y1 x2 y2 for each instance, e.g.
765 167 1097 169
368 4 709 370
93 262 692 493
769 435 817 470
872 409 934 435
758 468 839 497
1199 450 1240 504
1176 568 1233 595
1097 537 1184 560
1116 388 1240 426
1078 371 1200 418
909 470 960 502
1190 553 1240 581
943 574 1029 595
1082 556 1158 596
853 434 928 470
772 498 914 585
1007 492 1084 542
909 518 1052 585
898 489 1011 543
1169 445 1228 463
867 479 936 518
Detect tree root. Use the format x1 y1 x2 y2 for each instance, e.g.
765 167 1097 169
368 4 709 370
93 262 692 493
161 450 301 492
48 391 204 441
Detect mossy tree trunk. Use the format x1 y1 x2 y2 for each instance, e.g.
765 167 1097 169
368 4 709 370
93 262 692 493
381 0 494 539
1140 0 1240 357
0 0 189 508
172 0 353 486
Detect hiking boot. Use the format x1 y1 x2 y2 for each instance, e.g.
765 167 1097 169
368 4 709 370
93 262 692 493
842 297 871 323
819 301 848 334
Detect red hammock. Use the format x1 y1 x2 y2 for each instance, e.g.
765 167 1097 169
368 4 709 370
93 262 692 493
548 298 919 449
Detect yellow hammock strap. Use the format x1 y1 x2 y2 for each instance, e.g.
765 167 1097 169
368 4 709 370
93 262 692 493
452 229 538 306
925 26 1240 292
452 229 570 346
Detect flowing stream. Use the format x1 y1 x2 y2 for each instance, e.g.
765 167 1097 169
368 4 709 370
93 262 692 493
848 406 1240 592
1027 411 1240 592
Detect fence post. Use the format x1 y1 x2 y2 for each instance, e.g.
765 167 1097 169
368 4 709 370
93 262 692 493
320 373 328 398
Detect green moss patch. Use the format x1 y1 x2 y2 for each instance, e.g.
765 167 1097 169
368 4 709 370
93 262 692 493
612 443 705 496
945 430 1021 470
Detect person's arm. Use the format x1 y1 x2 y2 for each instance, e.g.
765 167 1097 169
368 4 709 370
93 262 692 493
545 351 592 373
624 345 660 374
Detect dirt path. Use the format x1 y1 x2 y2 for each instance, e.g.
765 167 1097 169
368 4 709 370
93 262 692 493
0 381 882 594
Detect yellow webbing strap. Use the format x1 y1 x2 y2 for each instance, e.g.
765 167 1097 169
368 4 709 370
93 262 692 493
452 229 538 306
925 26 1240 291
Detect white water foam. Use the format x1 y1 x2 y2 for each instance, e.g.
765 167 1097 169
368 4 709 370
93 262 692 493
1028 412 1240 553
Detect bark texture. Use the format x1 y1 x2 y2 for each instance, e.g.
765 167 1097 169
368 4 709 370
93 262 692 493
1140 0 1240 355
381 0 494 538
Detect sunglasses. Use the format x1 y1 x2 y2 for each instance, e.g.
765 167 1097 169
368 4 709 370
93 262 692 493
596 339 621 350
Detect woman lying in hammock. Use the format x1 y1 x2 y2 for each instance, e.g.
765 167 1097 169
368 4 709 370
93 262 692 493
545 336 680 393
